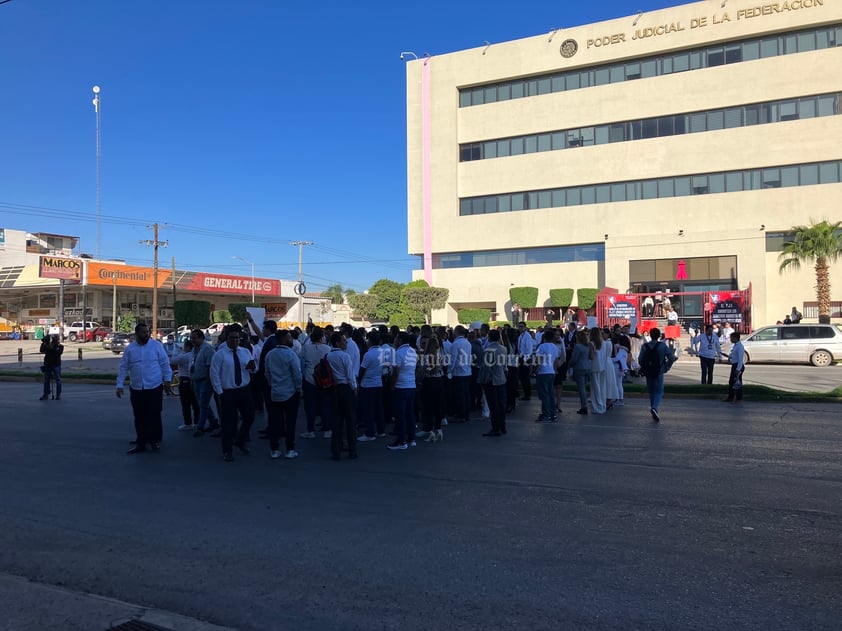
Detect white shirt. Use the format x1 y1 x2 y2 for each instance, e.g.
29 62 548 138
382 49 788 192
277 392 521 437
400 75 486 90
117 339 173 390
393 344 418 389
449 336 472 378
327 348 357 388
534 342 559 375
345 337 361 380
360 345 385 388
518 330 534 358
692 332 722 360
302 341 330 385
209 345 254 394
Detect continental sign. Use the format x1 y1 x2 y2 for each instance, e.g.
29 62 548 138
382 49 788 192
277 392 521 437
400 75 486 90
39 256 82 281
86 262 172 288
587 0 824 49
181 272 280 297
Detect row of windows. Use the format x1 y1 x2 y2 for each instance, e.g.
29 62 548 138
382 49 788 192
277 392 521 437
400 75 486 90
460 93 841 162
459 161 842 216
459 24 842 108
432 243 604 269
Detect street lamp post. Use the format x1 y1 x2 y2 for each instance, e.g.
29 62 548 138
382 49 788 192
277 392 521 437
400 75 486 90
232 256 255 303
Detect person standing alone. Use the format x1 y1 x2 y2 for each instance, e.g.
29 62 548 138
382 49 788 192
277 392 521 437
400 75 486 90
637 327 674 422
116 324 173 454
724 332 746 403
39 334 63 400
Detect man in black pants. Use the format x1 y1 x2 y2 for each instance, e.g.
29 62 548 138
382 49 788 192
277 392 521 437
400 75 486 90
325 332 358 460
210 325 256 462
516 322 534 400
116 324 173 454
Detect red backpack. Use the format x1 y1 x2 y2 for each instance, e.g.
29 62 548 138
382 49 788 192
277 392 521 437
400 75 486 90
313 356 335 389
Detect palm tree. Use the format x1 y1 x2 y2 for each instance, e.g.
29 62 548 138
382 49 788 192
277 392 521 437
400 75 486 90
778 220 842 324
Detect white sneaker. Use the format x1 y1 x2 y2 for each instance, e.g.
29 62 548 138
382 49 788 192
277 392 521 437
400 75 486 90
615 400 625 406
376 433 387 438
284 450 299 459
408 440 417 448
323 430 332 439
270 450 281 459
299 431 316 439
177 423 194 431
357 434 377 442
441 419 448 426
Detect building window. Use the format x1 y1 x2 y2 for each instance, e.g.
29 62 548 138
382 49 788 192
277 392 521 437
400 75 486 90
459 160 842 216
459 92 842 162
459 24 842 107
431 243 605 269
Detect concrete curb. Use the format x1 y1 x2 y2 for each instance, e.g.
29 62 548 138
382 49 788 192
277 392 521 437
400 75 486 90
0 572 237 631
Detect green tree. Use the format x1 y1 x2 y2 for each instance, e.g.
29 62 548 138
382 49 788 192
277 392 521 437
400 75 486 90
228 303 258 322
212 309 233 323
402 283 449 324
369 279 404 322
117 313 136 333
322 283 345 304
778 219 842 324
348 292 379 320
457 308 491 324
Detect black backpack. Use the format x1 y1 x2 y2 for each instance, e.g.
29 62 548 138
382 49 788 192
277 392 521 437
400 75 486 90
639 342 662 378
313 356 335 389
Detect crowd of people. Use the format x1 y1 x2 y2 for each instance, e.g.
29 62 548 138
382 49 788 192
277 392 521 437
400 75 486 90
112 318 678 462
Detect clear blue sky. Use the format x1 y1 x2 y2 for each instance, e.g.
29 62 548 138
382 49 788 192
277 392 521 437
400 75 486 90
0 0 688 293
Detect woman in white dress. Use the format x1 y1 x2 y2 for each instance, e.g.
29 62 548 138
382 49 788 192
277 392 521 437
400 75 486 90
588 328 607 414
602 329 617 410
612 336 629 405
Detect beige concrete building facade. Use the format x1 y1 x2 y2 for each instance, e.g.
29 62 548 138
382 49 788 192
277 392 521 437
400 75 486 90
406 0 842 326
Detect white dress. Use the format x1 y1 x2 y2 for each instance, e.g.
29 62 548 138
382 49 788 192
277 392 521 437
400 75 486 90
589 343 607 414
603 340 617 406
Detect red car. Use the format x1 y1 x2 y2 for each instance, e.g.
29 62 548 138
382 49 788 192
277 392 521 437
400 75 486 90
82 326 113 342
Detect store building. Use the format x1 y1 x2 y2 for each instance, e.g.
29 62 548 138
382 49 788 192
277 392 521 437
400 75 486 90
405 0 842 326
0 228 328 333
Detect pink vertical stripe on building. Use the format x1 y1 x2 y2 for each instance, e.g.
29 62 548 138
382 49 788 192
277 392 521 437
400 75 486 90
421 59 433 284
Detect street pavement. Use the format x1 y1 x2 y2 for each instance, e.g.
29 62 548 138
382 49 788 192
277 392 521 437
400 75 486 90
1 380 841 630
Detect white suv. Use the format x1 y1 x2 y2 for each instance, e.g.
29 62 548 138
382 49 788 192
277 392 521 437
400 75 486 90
64 321 101 342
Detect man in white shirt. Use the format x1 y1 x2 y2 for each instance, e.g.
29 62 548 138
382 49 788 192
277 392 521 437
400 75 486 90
516 322 535 401
387 331 418 450
724 332 746 403
534 328 560 423
116 323 173 454
326 332 358 460
358 330 386 441
210 325 257 462
300 327 331 439
448 325 473 423
690 324 722 384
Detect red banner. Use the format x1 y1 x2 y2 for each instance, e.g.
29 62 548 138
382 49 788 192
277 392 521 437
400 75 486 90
182 272 280 297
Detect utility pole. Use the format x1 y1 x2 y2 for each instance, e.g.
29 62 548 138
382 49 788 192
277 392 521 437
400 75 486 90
92 85 102 259
111 271 117 329
289 241 312 327
140 223 168 335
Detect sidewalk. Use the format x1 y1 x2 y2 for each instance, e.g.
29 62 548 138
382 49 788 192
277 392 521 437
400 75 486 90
0 572 235 631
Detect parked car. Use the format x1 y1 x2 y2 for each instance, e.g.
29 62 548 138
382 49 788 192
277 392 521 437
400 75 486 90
742 324 842 367
110 332 136 354
102 331 119 350
204 322 232 337
156 328 175 341
82 326 112 342
64 321 102 342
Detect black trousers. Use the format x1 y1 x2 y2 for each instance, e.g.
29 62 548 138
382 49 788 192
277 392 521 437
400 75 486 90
268 393 300 452
518 359 532 398
727 364 745 401
220 386 255 455
178 378 199 424
130 385 164 446
329 384 357 458
420 376 445 431
483 383 507 433
699 357 716 385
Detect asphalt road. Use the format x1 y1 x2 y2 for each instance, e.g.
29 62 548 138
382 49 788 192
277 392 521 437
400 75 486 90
2 381 841 630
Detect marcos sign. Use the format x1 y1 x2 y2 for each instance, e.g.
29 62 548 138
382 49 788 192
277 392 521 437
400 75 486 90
39 256 82 281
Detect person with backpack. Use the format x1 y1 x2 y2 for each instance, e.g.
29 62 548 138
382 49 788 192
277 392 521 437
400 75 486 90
637 327 675 422
300 327 331 439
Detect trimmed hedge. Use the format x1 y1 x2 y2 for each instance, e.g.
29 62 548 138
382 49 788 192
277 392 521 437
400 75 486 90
457 308 491 324
174 300 211 328
576 288 598 310
549 288 574 308
509 286 539 308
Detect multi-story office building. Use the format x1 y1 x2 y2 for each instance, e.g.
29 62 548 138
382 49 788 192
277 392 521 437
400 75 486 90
406 0 842 326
